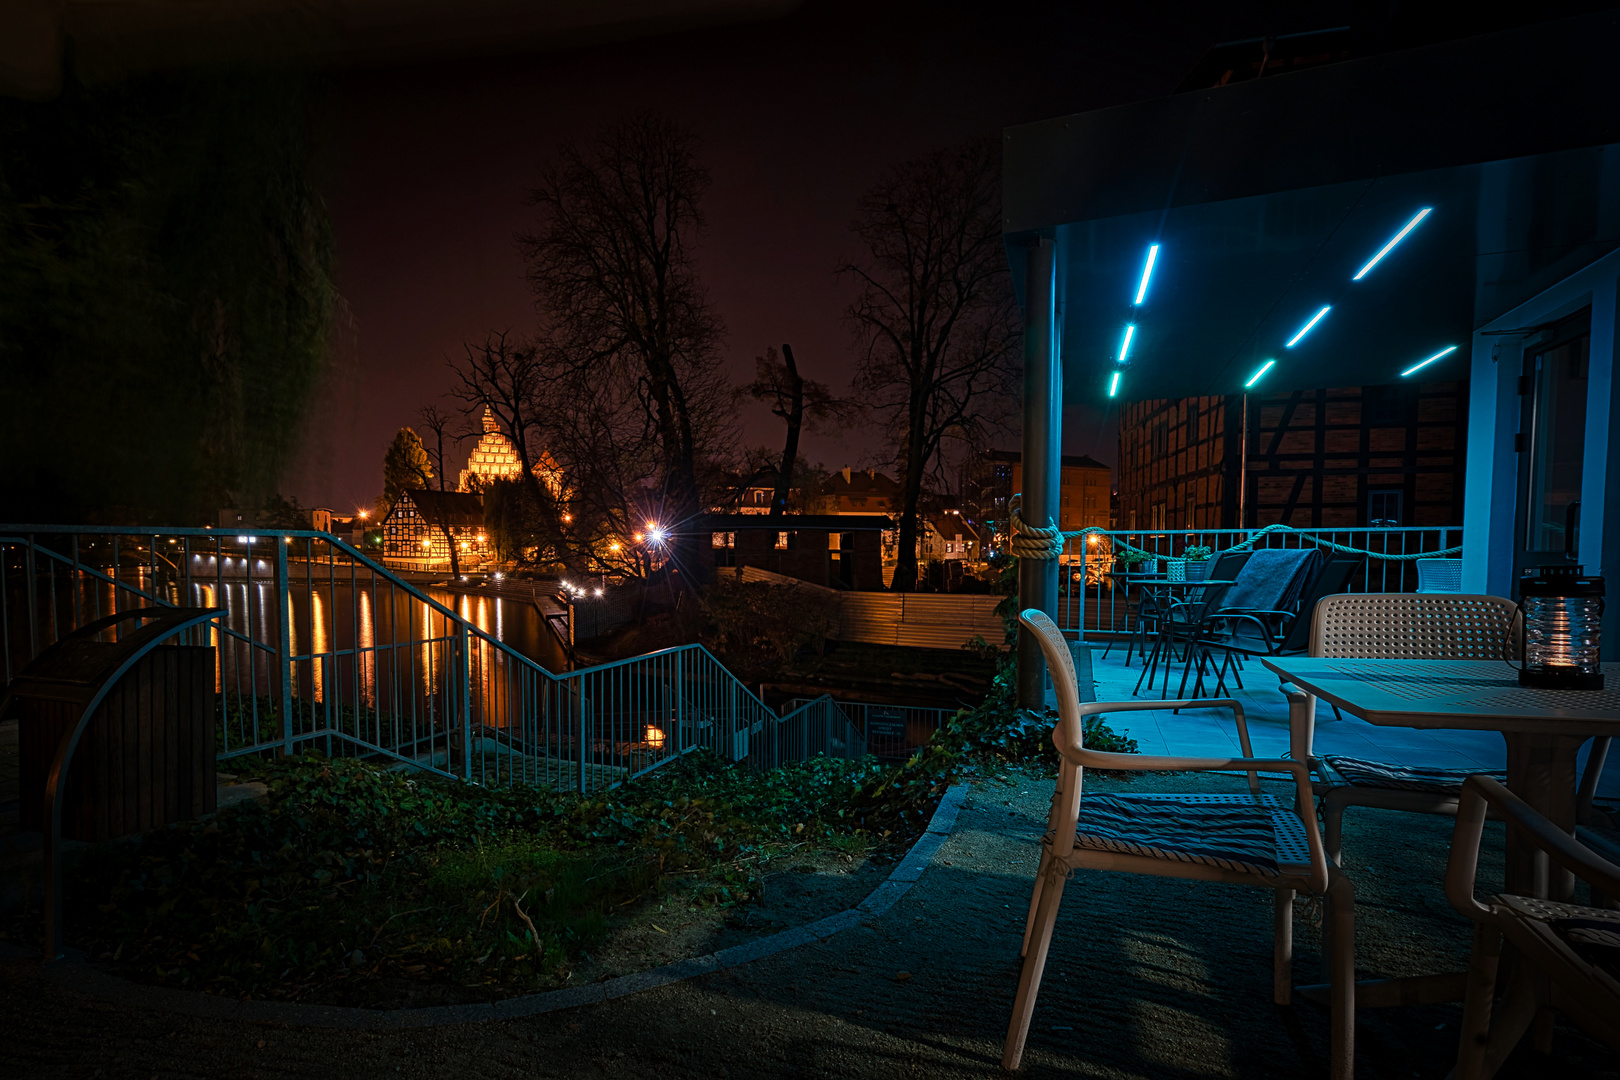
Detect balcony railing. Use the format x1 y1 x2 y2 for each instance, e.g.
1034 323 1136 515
0 526 863 792
1054 525 1463 638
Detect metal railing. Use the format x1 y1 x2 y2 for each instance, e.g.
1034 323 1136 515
0 526 863 792
1055 526 1464 638
784 698 961 760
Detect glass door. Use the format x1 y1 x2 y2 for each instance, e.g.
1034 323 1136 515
1517 313 1591 575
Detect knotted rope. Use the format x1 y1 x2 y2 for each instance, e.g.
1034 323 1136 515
1008 494 1461 562
1008 494 1066 561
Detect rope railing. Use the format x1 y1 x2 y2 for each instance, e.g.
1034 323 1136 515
1008 495 1462 563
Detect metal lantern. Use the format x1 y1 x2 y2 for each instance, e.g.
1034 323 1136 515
1518 565 1604 690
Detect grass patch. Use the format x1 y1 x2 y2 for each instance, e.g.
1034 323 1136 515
8 657 1133 1007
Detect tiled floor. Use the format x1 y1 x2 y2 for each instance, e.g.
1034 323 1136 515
1072 641 1620 802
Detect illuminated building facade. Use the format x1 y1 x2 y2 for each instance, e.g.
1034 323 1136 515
458 407 564 497
381 489 491 570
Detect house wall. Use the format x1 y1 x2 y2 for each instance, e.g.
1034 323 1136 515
1118 384 1468 531
1464 247 1620 656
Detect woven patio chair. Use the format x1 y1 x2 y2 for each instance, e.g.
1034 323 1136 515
1445 775 1620 1079
1290 593 1519 864
1005 610 1357 1078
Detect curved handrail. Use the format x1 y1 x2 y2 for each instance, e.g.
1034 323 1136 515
0 605 225 961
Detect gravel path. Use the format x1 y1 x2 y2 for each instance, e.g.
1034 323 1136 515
2 770 1615 1079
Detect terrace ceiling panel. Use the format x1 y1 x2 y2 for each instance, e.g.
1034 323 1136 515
1002 9 1620 404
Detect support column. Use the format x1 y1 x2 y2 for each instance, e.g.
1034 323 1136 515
1018 237 1062 711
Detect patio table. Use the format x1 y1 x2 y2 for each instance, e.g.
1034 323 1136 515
1262 656 1620 1007
1103 574 1234 665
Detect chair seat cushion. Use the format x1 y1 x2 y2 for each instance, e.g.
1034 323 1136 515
1500 896 1620 984
1072 793 1308 878
1320 755 1508 794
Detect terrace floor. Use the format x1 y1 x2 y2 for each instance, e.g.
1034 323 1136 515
1075 640 1620 803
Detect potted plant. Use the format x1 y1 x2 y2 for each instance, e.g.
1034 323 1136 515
1182 545 1214 581
1122 550 1158 576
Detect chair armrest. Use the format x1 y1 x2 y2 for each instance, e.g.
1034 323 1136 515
1446 775 1620 920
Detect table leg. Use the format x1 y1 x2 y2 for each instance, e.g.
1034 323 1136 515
1501 733 1585 900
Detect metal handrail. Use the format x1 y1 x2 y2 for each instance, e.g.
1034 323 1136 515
0 605 223 961
1 526 859 799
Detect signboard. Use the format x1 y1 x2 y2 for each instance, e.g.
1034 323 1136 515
866 706 907 741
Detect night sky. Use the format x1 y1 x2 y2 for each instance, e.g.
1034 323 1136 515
288 0 1345 513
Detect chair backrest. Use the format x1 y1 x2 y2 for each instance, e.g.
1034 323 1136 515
1415 558 1464 593
1019 608 1083 746
1274 554 1364 654
1221 547 1321 613
1309 592 1520 660
1207 549 1251 583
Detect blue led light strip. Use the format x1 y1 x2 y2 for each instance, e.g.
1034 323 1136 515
1400 344 1458 377
1133 244 1160 305
1285 306 1332 348
1244 360 1275 388
1117 324 1135 363
1108 371 1122 397
1353 208 1432 280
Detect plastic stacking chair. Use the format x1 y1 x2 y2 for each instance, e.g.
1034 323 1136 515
1288 593 1521 864
1414 558 1464 593
1445 776 1620 1078
1004 610 1357 1079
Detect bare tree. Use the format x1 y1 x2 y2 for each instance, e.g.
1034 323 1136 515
518 113 733 580
449 330 565 564
746 344 853 516
415 403 474 577
838 137 1020 592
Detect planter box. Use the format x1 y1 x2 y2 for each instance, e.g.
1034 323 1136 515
1185 560 1211 582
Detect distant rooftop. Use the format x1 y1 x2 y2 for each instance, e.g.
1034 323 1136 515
984 449 1110 472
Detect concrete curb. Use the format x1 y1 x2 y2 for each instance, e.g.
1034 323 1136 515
3 782 973 1029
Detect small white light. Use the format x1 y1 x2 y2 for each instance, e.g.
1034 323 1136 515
1133 244 1160 305
1285 306 1331 348
1400 344 1458 378
1353 208 1432 280
1245 359 1276 388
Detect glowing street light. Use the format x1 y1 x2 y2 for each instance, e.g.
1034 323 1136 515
646 525 667 546
1245 359 1276 388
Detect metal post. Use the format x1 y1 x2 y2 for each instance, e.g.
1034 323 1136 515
1018 237 1062 710
1239 393 1250 529
459 623 473 781
274 539 295 756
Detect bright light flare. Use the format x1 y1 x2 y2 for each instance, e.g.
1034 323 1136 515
1117 324 1136 363
1133 244 1160 305
1353 207 1432 280
1400 344 1458 378
1285 306 1331 348
1244 359 1276 388
646 525 667 545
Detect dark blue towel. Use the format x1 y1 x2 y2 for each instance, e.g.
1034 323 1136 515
1220 548 1321 613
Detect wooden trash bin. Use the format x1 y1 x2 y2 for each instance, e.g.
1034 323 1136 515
17 644 216 842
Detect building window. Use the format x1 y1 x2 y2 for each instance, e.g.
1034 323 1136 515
1368 489 1403 527
775 531 790 550
711 531 735 548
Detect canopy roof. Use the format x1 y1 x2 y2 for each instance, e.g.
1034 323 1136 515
1003 10 1620 403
